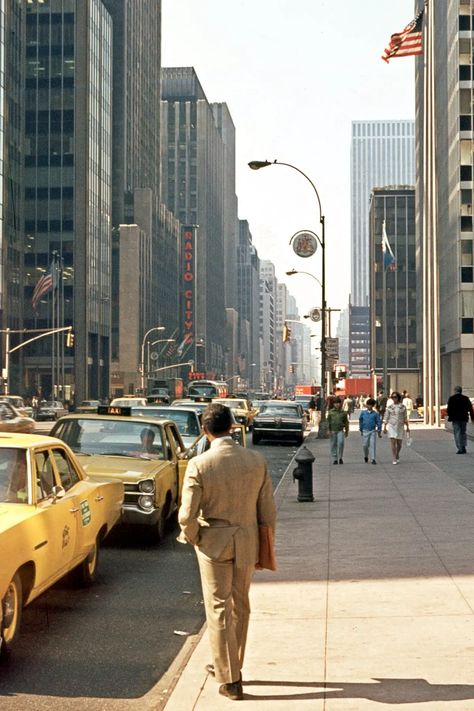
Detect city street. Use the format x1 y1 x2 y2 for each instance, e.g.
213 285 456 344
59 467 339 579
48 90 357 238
0 429 303 711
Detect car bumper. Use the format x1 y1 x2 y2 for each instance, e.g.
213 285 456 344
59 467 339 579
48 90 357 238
121 504 162 526
253 428 303 440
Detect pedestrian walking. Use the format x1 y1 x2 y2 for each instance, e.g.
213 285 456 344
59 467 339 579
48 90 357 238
178 403 276 701
446 385 474 454
383 391 409 464
308 396 317 425
402 392 414 420
343 396 353 419
359 398 382 464
327 397 349 464
376 390 388 420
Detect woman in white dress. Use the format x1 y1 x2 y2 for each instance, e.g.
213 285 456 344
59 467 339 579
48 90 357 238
383 391 410 464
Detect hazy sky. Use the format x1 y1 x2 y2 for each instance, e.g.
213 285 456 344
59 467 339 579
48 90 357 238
162 1 417 331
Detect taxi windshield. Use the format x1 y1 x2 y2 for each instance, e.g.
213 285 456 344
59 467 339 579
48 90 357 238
133 408 201 437
258 406 300 417
54 418 165 459
0 448 28 503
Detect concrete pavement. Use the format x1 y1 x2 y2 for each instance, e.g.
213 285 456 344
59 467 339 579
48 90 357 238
161 423 474 710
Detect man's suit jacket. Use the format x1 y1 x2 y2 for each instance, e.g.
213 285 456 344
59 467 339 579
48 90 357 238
178 437 276 568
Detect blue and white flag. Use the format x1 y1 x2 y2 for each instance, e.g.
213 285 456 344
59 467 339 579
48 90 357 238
382 221 396 271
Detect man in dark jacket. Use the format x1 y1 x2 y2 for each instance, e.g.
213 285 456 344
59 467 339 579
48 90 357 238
447 385 474 454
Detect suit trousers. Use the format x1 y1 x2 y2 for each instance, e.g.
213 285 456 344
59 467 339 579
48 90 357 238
196 539 254 684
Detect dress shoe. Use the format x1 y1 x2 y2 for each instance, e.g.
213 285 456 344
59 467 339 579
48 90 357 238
364 456 368 463
339 458 343 464
333 460 338 465
371 460 376 465
219 680 243 701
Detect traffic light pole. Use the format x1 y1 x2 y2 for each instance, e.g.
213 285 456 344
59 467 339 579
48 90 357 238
0 326 72 395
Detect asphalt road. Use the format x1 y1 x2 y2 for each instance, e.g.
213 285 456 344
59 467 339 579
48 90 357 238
0 429 303 711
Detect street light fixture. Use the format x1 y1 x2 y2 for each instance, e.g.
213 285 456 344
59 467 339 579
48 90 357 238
140 326 165 392
250 159 327 434
148 338 175 375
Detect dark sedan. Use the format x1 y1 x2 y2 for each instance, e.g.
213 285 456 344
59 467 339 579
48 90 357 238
252 400 306 446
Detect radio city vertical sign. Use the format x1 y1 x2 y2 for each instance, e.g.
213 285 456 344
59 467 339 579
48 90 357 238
180 226 196 354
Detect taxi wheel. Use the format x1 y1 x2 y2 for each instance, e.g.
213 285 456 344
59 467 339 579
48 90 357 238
75 538 100 586
1 573 22 656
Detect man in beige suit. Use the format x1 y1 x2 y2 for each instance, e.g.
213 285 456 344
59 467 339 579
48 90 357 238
178 403 276 701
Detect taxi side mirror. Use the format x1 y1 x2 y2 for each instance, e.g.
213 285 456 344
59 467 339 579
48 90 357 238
51 485 66 502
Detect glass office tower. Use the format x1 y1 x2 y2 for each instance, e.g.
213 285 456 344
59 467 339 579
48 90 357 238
22 0 112 401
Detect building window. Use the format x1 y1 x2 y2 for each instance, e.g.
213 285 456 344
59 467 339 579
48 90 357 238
460 115 472 130
461 165 472 181
461 267 473 282
459 15 471 31
460 65 471 80
462 318 474 333
461 215 473 231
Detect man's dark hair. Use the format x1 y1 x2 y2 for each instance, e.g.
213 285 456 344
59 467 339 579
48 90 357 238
333 397 342 404
366 398 376 407
454 385 462 393
202 403 232 435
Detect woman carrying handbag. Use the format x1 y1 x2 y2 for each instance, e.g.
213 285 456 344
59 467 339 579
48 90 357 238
383 391 410 465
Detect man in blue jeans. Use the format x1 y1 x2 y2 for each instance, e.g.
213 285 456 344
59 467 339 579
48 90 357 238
359 398 382 464
447 385 474 454
327 397 349 464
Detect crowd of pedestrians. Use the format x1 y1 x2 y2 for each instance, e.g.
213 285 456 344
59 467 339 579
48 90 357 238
325 389 413 466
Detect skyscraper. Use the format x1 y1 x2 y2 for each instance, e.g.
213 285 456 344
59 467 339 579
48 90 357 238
351 120 415 307
161 67 228 378
415 1 474 402
23 0 113 401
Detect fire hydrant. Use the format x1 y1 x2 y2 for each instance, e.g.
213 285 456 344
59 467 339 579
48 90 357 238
293 446 315 502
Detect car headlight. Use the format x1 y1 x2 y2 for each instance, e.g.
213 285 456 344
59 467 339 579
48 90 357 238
138 495 154 510
138 479 154 493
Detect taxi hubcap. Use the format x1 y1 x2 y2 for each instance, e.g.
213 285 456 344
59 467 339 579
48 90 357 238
3 582 19 641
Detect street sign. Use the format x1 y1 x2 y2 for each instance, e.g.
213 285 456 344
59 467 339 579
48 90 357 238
325 337 339 358
291 230 318 258
309 308 321 322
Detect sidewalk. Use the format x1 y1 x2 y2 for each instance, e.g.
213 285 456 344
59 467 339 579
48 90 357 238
162 424 474 710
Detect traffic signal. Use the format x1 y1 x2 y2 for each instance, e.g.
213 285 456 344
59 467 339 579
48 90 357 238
289 364 295 374
66 331 75 347
283 322 291 342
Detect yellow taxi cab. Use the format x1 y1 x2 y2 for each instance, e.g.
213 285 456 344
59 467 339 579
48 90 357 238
0 433 123 656
213 397 257 430
50 408 192 544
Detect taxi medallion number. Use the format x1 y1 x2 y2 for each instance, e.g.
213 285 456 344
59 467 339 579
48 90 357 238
80 500 92 526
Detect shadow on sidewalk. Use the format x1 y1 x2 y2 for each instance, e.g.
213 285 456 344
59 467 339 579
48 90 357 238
241 677 474 704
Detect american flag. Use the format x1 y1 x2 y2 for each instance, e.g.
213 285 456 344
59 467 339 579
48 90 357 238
382 9 424 63
32 262 56 309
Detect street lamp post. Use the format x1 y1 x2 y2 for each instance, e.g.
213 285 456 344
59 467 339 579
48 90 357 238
148 338 175 376
249 159 327 435
140 326 165 393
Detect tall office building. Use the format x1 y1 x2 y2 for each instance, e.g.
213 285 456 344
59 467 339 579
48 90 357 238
369 187 418 395
351 120 415 307
259 260 276 391
103 1 177 395
161 67 228 378
0 0 22 394
237 219 261 389
415 1 474 402
22 0 113 401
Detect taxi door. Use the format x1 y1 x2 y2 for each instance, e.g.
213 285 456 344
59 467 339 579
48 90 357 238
30 447 79 592
49 446 101 562
164 423 187 503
